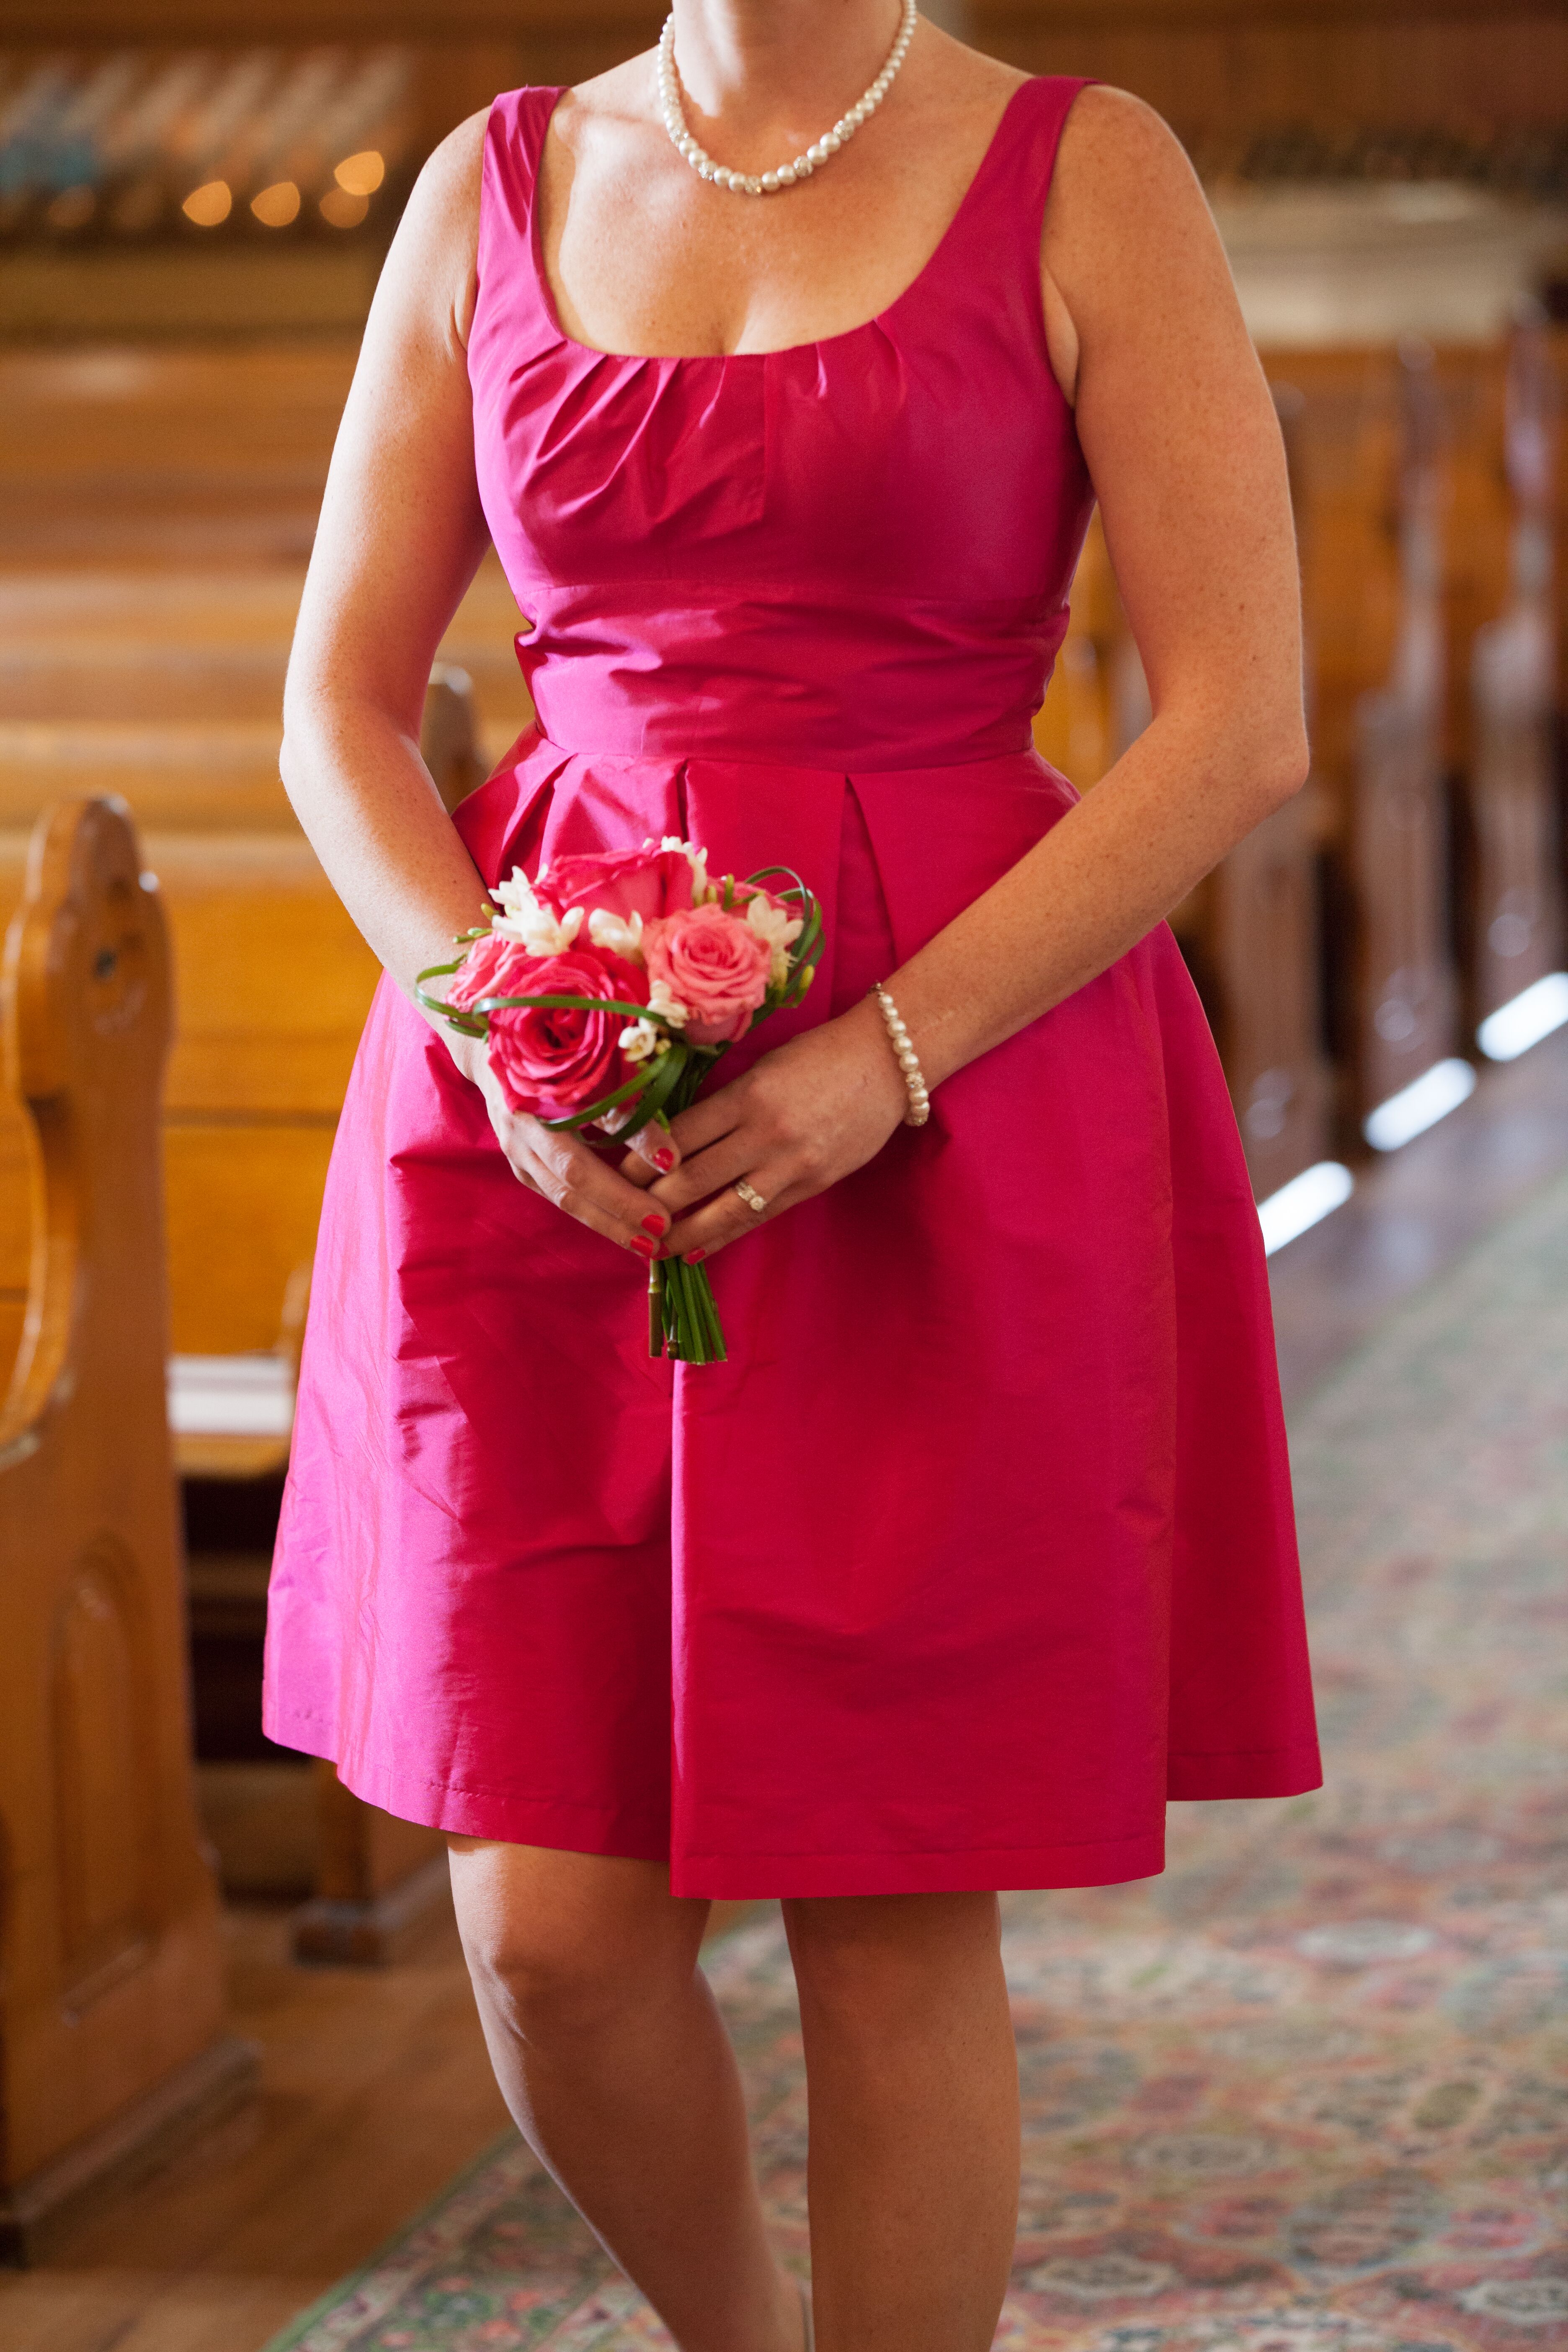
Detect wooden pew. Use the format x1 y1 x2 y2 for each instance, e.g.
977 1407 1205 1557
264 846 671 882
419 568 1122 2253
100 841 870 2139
291 1764 450 1966
0 345 356 569
1265 341 1464 1129
0 640 523 1365
0 797 255 2262
1454 316 1565 1033
1346 346 1461 1121
0 823 378 1362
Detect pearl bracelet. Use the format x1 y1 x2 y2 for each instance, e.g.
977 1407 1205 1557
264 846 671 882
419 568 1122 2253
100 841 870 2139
870 984 932 1127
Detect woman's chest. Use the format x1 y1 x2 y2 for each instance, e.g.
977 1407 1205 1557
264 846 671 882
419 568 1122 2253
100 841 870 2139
536 116 1010 361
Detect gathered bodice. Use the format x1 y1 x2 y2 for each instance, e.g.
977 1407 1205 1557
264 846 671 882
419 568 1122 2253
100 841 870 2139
467 76 1096 771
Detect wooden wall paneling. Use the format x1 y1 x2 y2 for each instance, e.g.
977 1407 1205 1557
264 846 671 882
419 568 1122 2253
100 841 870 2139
0 797 255 2263
6 0 1565 173
2 2 664 56
965 4 1568 137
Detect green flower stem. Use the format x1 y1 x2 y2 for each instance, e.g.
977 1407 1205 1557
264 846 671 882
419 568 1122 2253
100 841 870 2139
651 1253 727 1366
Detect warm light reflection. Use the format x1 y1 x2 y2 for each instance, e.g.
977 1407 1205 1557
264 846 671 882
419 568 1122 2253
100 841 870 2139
182 179 232 227
251 180 302 227
334 149 385 196
320 186 369 229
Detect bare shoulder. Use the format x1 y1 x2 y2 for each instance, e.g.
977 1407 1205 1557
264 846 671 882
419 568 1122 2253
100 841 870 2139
1044 84 1233 314
373 107 489 348
405 106 490 237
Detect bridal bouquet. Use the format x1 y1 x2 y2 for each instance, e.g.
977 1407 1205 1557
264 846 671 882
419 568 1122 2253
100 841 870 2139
418 837 820 1364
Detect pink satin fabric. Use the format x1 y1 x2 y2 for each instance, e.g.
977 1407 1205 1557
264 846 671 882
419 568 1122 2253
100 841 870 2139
263 77 1321 1896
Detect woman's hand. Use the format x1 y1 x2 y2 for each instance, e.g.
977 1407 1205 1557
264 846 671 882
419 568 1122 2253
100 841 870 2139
446 1031 683 1261
645 997 910 1262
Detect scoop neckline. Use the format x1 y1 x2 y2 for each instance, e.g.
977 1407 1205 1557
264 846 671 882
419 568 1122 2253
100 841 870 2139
523 77 1032 366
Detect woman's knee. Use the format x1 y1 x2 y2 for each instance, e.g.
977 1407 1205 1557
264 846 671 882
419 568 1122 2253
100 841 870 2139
449 1839 707 2040
784 1890 1003 2034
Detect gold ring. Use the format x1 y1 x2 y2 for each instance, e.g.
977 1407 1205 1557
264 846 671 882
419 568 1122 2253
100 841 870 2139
734 1179 768 1215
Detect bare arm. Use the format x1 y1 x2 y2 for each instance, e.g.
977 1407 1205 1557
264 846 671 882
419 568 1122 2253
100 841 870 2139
656 88 1308 1256
905 85 1308 1083
282 116 494 995
281 116 681 1254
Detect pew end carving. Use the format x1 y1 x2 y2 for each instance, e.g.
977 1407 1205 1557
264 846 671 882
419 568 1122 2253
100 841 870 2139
0 796 255 2264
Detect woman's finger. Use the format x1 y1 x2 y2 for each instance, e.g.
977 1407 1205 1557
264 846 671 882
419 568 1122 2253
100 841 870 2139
647 1119 777 1217
665 1081 747 1159
663 1166 805 1262
494 1112 673 1258
619 1115 682 1184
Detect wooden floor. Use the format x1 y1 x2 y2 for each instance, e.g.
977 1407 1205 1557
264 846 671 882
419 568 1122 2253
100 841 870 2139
2 1026 1565 2352
0 1902 509 2352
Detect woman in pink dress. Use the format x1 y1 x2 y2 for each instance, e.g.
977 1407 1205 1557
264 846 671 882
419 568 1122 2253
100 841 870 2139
265 2 1320 2343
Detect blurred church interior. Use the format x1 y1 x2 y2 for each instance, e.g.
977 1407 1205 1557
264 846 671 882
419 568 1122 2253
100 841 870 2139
1 3 1566 2347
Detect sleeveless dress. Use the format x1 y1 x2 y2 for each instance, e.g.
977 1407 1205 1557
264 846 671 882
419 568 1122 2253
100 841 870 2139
263 76 1322 1898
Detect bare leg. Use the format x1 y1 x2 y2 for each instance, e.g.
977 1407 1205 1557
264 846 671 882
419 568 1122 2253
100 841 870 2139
448 1840 802 2352
784 1891 1019 2352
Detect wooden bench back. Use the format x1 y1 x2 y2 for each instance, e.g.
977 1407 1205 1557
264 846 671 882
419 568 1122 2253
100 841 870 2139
0 798 237 2205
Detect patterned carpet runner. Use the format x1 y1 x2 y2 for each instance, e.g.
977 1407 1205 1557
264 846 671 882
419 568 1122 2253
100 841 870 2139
266 1171 1568 2350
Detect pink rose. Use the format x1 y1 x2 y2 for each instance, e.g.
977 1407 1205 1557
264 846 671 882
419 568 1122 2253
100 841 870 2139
534 846 696 927
643 904 773 1048
481 947 648 1121
445 930 538 1016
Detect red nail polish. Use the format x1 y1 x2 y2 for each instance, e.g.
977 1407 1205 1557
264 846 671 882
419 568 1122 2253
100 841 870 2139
630 1235 657 1259
684 1248 707 1264
653 1148 676 1172
642 1212 668 1235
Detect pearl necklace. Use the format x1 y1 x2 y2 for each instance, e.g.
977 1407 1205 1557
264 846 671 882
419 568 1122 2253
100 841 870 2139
657 1 918 196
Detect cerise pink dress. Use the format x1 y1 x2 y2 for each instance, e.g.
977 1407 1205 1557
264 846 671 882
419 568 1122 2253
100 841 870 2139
263 75 1321 1896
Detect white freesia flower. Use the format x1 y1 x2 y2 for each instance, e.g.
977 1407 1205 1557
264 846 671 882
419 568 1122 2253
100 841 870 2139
745 891 805 988
588 906 645 962
490 868 585 955
618 1016 671 1064
647 978 690 1029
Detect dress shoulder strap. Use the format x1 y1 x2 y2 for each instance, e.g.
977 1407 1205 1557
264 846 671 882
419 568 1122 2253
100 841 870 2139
979 75 1093 253
476 85 564 290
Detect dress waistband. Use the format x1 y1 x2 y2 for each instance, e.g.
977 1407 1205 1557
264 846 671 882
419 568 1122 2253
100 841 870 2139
508 583 1068 774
